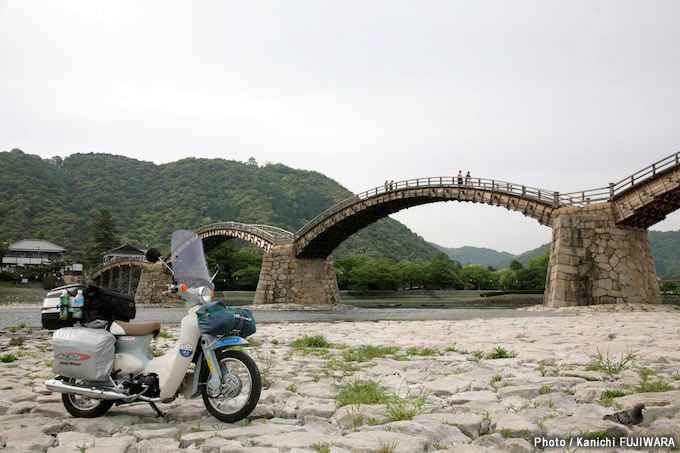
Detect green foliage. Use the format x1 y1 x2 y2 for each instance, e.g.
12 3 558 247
205 241 263 290
599 389 627 407
0 353 17 363
292 335 333 349
85 209 119 267
9 337 25 347
485 346 517 359
342 345 399 363
335 379 390 407
585 347 637 375
0 150 438 265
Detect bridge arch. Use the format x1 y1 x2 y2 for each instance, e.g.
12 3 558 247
294 177 559 258
197 222 295 253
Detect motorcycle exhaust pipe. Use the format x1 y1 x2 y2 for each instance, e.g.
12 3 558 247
45 379 128 401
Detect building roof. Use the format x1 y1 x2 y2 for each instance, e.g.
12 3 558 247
8 239 67 253
102 244 149 255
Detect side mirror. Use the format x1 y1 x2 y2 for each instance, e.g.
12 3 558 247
146 248 161 263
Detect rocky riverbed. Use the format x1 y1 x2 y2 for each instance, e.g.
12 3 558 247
1 304 680 452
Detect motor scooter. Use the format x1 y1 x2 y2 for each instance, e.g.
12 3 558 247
45 230 261 422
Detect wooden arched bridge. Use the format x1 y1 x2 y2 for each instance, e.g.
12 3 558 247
91 151 680 307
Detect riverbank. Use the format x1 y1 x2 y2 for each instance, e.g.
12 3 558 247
1 305 679 452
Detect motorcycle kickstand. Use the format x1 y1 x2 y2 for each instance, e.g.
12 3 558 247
149 402 166 418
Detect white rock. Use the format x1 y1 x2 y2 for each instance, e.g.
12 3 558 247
413 413 483 439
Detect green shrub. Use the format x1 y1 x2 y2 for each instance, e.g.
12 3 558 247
0 353 18 363
486 346 517 359
292 335 333 349
42 277 55 290
9 337 25 347
342 345 399 363
336 379 390 407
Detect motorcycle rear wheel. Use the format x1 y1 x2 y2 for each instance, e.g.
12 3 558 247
61 378 114 418
200 349 261 423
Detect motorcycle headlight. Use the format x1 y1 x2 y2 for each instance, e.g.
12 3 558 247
199 286 214 303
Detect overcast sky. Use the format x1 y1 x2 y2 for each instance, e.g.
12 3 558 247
2 1 679 254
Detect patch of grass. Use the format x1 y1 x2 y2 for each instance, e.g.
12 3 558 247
406 347 439 356
537 364 547 376
336 379 390 407
490 375 502 385
599 389 627 407
486 346 517 359
539 385 552 395
271 339 279 345
8 327 16 333
342 345 399 363
585 347 636 375
467 350 484 362
501 428 512 438
0 353 18 363
323 355 360 375
8 336 25 347
292 334 333 349
381 387 431 421
377 439 399 453
312 442 332 453
286 383 297 393
635 375 673 393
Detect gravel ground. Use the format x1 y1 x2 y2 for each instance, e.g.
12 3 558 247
1 304 679 452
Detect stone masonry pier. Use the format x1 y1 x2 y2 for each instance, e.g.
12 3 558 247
545 203 660 307
253 243 340 305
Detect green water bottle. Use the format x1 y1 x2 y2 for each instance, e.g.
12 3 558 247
59 289 69 321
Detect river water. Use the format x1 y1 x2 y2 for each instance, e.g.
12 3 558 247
0 306 566 329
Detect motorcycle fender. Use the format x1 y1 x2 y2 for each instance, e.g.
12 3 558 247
186 336 250 398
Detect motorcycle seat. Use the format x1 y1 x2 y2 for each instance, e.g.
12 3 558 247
109 321 161 337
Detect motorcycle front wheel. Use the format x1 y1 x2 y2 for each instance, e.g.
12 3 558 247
61 378 114 418
199 349 261 423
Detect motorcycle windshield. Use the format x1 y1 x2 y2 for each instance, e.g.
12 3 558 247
170 230 214 290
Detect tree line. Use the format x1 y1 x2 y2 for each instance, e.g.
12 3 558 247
334 251 550 292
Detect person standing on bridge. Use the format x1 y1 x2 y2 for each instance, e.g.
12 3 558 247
457 171 463 185
385 180 389 192
465 171 471 186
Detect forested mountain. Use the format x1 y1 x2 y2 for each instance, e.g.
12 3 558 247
494 243 552 270
649 231 680 279
429 243 514 268
493 234 680 279
0 149 438 263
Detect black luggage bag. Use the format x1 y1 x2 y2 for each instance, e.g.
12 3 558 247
84 286 136 323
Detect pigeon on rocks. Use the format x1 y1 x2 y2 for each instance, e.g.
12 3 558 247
603 403 645 425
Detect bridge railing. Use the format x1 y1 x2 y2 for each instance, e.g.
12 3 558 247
560 151 680 206
197 222 295 245
296 177 563 238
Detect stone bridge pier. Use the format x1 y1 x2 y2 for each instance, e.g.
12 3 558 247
253 243 341 305
545 203 660 307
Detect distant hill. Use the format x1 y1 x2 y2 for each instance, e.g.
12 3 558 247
649 230 680 279
0 149 438 263
495 243 551 270
429 243 514 268
490 232 680 280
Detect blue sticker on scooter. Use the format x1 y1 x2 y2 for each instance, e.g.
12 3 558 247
214 337 242 347
179 343 194 357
